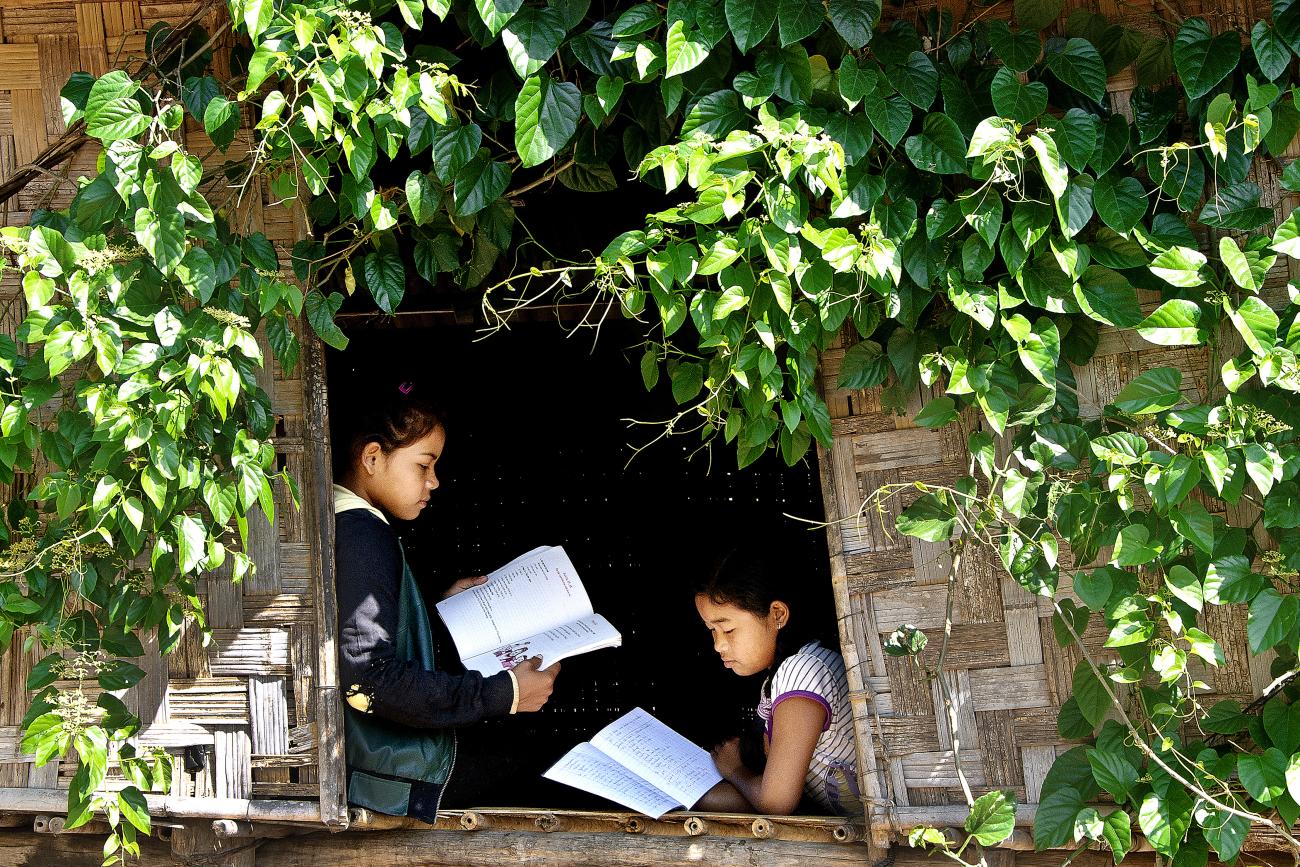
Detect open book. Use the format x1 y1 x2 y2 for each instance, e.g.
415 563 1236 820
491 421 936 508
435 545 621 676
544 708 723 818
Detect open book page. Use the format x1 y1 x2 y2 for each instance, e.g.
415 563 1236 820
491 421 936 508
460 614 622 676
435 546 593 659
543 742 681 819
590 708 722 809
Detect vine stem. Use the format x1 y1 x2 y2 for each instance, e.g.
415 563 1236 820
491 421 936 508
1051 598 1300 858
935 544 976 809
929 543 996 867
505 158 576 199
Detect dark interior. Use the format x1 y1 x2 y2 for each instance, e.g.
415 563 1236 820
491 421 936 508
325 318 835 809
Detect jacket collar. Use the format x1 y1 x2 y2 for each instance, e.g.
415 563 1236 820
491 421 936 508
333 484 388 524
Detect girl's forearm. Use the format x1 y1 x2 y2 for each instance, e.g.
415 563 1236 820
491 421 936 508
722 766 766 810
694 780 755 812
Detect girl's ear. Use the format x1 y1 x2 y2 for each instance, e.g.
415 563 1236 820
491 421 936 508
770 600 790 630
360 442 384 476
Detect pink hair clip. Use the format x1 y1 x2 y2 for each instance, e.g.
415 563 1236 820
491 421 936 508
397 382 414 395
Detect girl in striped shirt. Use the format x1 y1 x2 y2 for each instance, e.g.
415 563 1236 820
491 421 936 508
693 550 860 816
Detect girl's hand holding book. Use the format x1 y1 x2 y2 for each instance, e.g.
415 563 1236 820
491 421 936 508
710 737 744 778
513 657 561 712
441 575 488 599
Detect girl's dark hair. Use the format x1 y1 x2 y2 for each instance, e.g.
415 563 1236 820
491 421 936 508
695 547 824 675
330 378 447 480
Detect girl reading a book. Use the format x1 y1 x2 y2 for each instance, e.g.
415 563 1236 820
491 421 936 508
693 549 859 816
332 379 561 821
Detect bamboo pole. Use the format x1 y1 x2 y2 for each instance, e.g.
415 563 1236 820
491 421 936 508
0 788 324 825
346 806 859 844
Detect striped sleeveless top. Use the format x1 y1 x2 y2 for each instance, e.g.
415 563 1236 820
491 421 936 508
757 641 860 815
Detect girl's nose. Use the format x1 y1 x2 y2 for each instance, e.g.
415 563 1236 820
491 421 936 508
427 474 439 491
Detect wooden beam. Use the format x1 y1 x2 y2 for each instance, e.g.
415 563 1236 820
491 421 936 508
303 332 348 829
255 828 871 866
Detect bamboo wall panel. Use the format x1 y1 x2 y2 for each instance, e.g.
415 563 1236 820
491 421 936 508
0 0 345 826
815 0 1285 851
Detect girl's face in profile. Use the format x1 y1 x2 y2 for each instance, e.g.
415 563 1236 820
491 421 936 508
358 425 445 521
694 594 787 677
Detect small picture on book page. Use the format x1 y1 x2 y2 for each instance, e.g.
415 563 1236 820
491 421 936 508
492 641 531 670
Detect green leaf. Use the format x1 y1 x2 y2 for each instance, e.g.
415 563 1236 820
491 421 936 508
1093 173 1146 233
1071 659 1110 729
1272 206 1300 258
776 0 821 46
1200 182 1271 230
86 97 150 142
363 250 405 313
1202 810 1248 862
1253 22 1291 81
913 396 957 429
1149 246 1207 287
1046 38 1107 103
1015 0 1062 31
1164 564 1204 610
118 787 151 835
502 8 568 79
1245 442 1279 496
611 3 660 37
453 152 511 217
1028 130 1068 200
134 208 185 276
1088 748 1138 804
1138 787 1193 858
1249 588 1298 652
515 74 581 168
1075 265 1142 328
989 21 1041 71
1239 748 1288 805
242 0 273 37
726 0 777 54
837 340 888 388
1101 810 1132 863
991 67 1047 123
1113 367 1181 414
904 113 967 174
1137 299 1205 346
1229 296 1279 354
1173 17 1241 101
827 0 877 50
1219 235 1274 293
1034 785 1084 850
863 89 911 148
202 96 239 150
1055 109 1099 172
433 123 483 179
174 513 206 575
896 492 956 541
1113 524 1157 567
965 790 1016 847
891 52 939 110
305 290 348 350
1170 500 1214 554
670 362 703 403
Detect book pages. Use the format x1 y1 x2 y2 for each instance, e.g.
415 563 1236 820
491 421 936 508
543 742 680 819
589 707 722 809
436 546 593 658
460 613 623 675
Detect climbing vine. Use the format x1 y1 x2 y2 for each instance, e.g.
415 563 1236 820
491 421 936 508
5 0 1300 859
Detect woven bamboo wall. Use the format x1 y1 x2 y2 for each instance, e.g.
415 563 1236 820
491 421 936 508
0 0 346 825
815 0 1287 849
